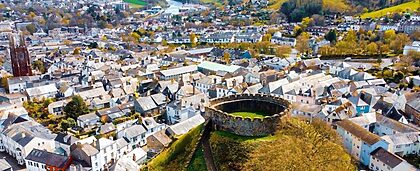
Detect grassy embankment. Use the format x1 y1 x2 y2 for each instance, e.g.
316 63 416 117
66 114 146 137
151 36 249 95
147 124 204 171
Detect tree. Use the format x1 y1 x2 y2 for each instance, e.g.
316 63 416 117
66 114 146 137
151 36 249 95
276 46 292 58
293 25 303 37
25 24 37 34
301 17 314 29
32 60 46 73
390 33 411 53
325 29 337 43
366 42 378 55
190 33 197 47
262 33 272 42
64 95 88 119
222 52 231 64
383 30 396 42
311 14 325 26
73 48 81 55
296 32 311 54
60 118 76 131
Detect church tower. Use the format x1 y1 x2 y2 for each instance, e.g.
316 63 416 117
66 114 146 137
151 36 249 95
9 33 32 77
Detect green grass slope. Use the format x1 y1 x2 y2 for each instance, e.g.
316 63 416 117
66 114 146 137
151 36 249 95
361 1 420 18
147 124 204 171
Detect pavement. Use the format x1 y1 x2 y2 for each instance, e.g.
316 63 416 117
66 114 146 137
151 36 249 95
0 152 25 171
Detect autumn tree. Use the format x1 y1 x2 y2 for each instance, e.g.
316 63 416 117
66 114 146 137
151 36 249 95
390 33 411 53
366 42 378 55
276 46 292 58
262 33 272 42
222 52 231 64
190 33 197 47
295 32 311 54
383 30 396 42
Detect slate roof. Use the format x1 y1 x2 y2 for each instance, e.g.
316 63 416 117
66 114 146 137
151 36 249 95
78 113 99 122
167 115 205 136
198 61 241 73
135 96 158 111
26 84 58 97
150 130 172 147
370 147 403 168
151 93 167 106
336 119 382 145
25 149 69 168
160 65 198 77
376 114 419 133
124 125 147 138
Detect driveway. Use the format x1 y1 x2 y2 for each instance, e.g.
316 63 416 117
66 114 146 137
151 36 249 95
0 152 26 171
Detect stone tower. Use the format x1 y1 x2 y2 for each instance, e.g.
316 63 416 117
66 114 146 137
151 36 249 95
9 33 32 77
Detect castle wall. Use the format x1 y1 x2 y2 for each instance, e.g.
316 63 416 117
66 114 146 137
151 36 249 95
205 94 291 136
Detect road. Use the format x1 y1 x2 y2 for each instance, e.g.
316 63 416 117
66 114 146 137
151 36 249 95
0 152 26 171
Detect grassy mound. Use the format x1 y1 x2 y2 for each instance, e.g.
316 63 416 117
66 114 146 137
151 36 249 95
147 124 204 171
209 118 356 171
360 1 420 18
230 111 269 118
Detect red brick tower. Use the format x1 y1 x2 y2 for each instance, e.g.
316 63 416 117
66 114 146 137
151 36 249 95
9 33 32 77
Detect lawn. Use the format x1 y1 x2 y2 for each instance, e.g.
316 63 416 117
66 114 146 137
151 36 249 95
360 1 420 18
123 0 147 8
230 111 269 118
186 146 207 171
147 124 204 171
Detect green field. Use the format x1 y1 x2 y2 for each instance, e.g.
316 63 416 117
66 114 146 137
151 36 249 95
123 0 147 8
360 1 420 18
230 111 269 119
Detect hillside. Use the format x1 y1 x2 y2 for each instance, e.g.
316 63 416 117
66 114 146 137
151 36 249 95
360 0 420 18
266 0 350 13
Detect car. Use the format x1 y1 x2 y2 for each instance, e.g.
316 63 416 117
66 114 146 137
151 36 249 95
344 57 352 61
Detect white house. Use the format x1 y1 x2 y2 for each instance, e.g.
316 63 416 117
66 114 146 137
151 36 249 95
0 120 57 165
116 124 147 148
382 132 420 156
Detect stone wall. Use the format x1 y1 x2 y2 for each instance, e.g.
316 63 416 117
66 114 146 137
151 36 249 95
205 94 291 137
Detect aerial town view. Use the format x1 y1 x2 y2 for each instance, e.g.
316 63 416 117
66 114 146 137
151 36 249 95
0 0 418 170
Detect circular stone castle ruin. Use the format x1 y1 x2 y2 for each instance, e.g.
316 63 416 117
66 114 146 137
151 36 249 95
205 94 291 136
